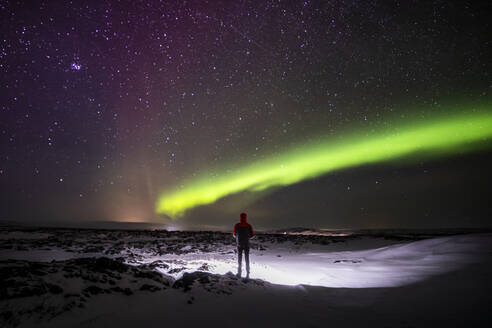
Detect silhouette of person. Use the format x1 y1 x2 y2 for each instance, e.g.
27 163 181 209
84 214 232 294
233 212 254 278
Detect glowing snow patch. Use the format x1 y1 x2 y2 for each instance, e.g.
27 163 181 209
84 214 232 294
245 236 485 287
147 235 487 288
156 107 492 218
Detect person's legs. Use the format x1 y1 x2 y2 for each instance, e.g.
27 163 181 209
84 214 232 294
237 246 243 276
245 247 250 277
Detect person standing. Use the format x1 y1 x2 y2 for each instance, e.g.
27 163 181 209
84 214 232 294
233 212 254 278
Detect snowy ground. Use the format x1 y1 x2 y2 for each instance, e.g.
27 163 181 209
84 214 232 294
1 227 491 327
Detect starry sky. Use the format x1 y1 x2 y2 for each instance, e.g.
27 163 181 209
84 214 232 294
1 0 491 230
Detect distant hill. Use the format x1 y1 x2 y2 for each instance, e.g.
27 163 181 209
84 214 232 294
266 227 492 237
0 220 166 231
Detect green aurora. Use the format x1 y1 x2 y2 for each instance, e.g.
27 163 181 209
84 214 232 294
156 107 492 218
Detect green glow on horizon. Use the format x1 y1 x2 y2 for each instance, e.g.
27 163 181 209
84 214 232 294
156 107 492 218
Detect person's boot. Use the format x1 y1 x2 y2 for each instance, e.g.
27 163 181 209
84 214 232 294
236 265 242 278
246 271 250 279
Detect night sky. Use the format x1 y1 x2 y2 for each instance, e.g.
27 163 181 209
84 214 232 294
1 0 491 230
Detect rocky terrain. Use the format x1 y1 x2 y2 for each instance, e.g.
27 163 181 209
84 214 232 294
1 226 491 327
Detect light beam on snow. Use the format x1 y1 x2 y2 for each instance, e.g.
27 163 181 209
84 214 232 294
156 106 492 218
148 234 486 288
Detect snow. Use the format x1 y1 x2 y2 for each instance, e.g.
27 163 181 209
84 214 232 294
1 228 491 327
0 231 52 240
132 234 488 288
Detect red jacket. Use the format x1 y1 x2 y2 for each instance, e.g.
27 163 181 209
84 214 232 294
233 215 254 247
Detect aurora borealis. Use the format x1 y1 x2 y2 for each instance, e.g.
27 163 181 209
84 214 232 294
1 1 491 229
157 108 492 217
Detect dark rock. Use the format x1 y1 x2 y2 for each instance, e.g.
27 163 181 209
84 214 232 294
0 310 13 320
197 263 210 271
134 269 163 282
108 286 131 295
139 260 169 270
172 271 212 292
71 257 129 274
16 285 46 298
81 246 105 253
168 267 186 274
110 286 123 293
47 283 63 294
83 285 104 295
139 284 161 292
